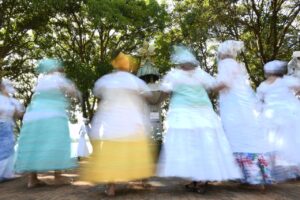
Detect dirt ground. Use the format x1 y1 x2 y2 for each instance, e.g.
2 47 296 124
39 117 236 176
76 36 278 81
1 171 300 200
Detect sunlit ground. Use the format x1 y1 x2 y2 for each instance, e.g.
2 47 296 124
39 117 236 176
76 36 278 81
1 165 300 200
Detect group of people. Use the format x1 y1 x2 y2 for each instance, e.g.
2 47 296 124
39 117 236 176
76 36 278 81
0 40 300 197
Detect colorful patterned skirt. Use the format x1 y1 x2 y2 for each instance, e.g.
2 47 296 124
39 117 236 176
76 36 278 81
234 152 274 185
80 136 155 183
15 117 77 173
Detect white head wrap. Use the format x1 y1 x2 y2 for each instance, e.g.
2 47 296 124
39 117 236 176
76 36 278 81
292 51 300 58
287 51 300 77
218 40 244 59
170 45 200 66
1 79 16 95
264 60 287 74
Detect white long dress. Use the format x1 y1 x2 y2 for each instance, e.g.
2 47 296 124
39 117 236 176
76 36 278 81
77 124 90 158
217 58 268 153
0 94 24 181
158 67 241 181
89 71 151 140
81 71 155 183
257 76 300 165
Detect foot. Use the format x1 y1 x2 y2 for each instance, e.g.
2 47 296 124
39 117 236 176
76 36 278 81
194 182 208 194
54 171 72 185
53 176 72 185
185 181 197 191
27 180 47 189
259 185 266 194
105 184 116 197
240 183 266 192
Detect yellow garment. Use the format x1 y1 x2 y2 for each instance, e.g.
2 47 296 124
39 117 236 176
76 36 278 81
111 52 139 73
80 137 156 183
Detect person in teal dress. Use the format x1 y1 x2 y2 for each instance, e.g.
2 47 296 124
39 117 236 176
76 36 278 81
15 58 81 188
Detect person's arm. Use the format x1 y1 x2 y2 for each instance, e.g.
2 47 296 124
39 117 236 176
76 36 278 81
284 76 300 94
12 99 25 119
145 91 170 105
59 76 82 102
212 82 229 93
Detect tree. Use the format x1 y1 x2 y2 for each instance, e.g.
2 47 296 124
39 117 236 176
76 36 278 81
32 0 168 120
0 0 81 104
154 0 300 87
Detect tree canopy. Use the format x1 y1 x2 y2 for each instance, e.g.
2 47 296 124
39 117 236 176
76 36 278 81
0 0 299 118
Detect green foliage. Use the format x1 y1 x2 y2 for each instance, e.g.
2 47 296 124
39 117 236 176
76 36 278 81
1 0 299 120
1 0 168 120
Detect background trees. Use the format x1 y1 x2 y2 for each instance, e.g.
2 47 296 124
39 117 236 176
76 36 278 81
1 0 299 118
155 0 300 86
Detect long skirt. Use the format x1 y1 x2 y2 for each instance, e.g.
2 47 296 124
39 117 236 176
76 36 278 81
158 127 242 181
80 135 155 183
0 121 15 180
15 117 76 173
234 152 274 185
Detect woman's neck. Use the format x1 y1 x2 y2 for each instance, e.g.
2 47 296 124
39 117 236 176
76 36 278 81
266 75 280 84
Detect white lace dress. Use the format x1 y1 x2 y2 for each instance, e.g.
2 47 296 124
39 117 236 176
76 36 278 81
158 67 241 181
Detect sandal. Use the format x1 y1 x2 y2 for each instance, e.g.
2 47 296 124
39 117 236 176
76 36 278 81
104 184 116 197
185 181 197 191
27 180 47 189
194 182 208 194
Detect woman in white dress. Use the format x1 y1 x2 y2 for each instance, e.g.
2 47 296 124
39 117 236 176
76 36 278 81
0 79 24 182
158 45 241 194
257 60 300 181
77 119 91 160
80 52 155 197
216 40 274 188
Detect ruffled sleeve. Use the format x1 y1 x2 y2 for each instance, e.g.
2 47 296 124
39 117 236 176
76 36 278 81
282 75 300 90
217 58 241 86
93 77 106 98
195 68 217 89
256 82 266 102
160 69 176 92
255 82 266 112
136 77 151 96
57 75 80 99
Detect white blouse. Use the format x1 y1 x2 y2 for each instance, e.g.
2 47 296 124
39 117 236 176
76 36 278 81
0 94 24 123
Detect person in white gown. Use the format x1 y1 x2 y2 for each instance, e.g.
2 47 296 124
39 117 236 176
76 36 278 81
216 40 274 188
0 79 24 182
257 60 300 181
158 45 241 194
80 52 155 197
77 118 91 159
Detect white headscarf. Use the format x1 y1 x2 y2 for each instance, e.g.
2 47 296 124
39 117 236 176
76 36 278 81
218 40 244 59
264 60 287 74
170 45 200 66
292 51 300 58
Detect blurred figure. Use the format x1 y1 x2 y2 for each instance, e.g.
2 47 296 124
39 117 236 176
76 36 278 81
287 51 300 77
0 79 24 182
257 60 300 181
15 58 81 188
80 52 155 197
216 40 274 189
137 61 162 141
158 45 241 194
77 118 91 160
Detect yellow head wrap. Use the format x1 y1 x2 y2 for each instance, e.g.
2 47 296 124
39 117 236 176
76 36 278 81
111 52 139 73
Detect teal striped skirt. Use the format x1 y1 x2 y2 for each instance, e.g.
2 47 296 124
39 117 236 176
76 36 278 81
15 116 77 173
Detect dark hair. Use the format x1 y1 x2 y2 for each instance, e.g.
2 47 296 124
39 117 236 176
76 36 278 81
264 68 287 78
140 74 159 83
111 50 122 60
